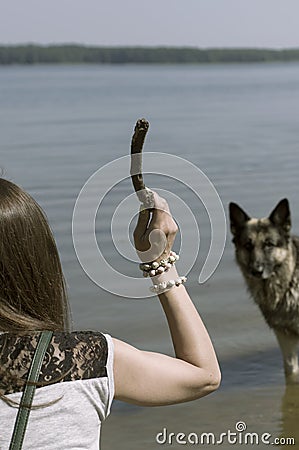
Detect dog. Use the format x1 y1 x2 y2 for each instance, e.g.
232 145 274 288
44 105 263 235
229 198 299 382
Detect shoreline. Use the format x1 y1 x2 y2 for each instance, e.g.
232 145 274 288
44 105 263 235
1 45 299 65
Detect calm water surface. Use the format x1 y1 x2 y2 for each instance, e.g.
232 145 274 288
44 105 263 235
1 63 299 449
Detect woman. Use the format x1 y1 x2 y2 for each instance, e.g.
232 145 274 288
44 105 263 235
0 178 220 449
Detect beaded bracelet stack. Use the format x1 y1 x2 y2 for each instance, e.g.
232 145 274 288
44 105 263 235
139 251 179 278
139 250 187 294
150 276 187 294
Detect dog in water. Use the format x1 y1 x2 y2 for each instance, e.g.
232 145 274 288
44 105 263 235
229 199 299 382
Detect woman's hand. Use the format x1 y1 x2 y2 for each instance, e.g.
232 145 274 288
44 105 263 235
133 191 178 263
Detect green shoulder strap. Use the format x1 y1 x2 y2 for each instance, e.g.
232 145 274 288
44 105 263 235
9 330 54 450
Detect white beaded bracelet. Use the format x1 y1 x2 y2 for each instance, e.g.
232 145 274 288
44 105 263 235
140 251 179 278
150 276 187 294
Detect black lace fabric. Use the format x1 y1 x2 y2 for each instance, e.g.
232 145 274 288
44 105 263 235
0 331 108 395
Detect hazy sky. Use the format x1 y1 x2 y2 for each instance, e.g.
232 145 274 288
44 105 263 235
1 0 299 48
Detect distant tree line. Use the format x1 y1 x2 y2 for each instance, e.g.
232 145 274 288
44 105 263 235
1 44 299 65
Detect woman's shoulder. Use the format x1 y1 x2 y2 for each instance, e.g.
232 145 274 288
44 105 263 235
0 329 109 355
0 330 111 395
47 330 110 381
52 329 109 352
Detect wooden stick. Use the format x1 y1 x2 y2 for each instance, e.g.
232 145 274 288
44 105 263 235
130 118 154 208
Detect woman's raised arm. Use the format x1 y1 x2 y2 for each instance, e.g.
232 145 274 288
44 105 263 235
112 192 221 406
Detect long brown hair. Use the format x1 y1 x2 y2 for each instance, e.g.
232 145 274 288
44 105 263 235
0 178 70 332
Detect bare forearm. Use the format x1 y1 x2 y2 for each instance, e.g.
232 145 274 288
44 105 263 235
113 268 221 405
133 190 220 395
153 267 220 378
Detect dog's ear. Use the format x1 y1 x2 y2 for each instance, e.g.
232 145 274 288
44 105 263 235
269 198 291 232
229 202 250 236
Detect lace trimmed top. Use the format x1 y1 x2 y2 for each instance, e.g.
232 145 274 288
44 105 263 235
0 331 114 450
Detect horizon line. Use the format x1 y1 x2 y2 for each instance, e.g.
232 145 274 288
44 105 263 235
1 43 299 51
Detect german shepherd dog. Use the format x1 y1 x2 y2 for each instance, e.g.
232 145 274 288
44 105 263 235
229 199 299 382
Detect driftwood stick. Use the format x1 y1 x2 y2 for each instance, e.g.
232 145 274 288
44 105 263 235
130 118 154 208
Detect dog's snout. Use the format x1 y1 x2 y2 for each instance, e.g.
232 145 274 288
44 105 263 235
251 263 264 277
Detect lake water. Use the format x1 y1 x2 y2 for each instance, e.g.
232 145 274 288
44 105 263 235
1 63 299 449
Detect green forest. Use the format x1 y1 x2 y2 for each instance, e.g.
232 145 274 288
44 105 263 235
1 44 299 65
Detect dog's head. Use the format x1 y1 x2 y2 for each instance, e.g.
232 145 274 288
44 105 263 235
229 199 291 280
